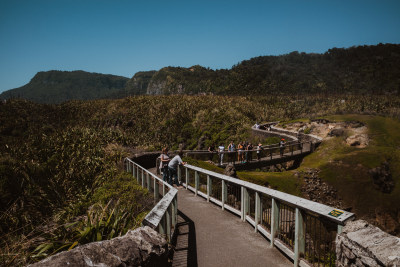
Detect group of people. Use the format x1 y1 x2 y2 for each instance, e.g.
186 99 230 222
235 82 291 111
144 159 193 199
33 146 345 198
159 148 186 187
158 137 287 183
208 141 265 165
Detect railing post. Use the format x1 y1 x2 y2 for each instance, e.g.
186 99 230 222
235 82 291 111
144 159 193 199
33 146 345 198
141 169 145 188
171 196 176 228
174 196 178 228
185 168 189 190
195 171 199 196
132 163 136 178
178 166 181 185
270 198 280 248
294 208 305 267
136 167 140 183
126 161 129 172
166 205 171 241
159 214 166 235
337 224 343 235
222 180 227 210
241 186 244 220
207 175 211 202
146 173 151 191
154 179 159 201
162 183 166 196
255 192 260 233
241 186 248 221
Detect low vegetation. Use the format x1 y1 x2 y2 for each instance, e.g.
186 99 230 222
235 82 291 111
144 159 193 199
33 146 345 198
1 94 400 265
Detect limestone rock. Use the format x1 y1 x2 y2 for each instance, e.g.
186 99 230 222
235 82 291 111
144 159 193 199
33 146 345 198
336 220 400 267
224 164 237 178
329 128 345 137
29 226 168 267
346 134 369 147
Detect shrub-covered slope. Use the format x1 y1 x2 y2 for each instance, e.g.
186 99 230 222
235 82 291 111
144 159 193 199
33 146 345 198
145 43 400 95
1 95 400 265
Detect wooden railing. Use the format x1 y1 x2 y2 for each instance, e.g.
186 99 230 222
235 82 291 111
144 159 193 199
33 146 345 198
124 158 178 242
179 164 355 267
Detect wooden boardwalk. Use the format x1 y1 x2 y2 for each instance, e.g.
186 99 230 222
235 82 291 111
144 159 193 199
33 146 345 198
149 168 292 267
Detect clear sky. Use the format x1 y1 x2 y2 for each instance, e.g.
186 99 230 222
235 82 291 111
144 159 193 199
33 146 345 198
0 0 399 93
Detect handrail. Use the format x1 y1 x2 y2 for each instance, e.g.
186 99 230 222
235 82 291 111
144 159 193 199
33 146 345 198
124 158 178 241
180 163 355 266
184 164 353 224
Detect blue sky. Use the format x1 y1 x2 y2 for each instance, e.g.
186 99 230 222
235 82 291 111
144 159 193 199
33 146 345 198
0 0 399 93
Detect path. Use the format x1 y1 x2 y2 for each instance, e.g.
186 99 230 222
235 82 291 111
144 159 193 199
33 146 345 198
172 188 292 267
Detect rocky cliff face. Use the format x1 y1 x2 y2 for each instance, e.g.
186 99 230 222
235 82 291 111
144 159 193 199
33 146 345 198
147 80 167 95
336 220 400 266
28 226 169 267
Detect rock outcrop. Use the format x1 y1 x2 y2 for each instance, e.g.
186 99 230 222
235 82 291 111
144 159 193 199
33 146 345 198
336 220 400 267
369 161 394 193
299 168 344 208
224 164 237 178
29 226 168 267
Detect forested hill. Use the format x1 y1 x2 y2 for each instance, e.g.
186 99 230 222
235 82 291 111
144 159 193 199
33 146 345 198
1 44 400 104
145 43 400 95
0 71 129 104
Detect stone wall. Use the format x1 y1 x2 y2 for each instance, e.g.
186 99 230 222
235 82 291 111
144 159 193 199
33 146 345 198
29 226 168 267
336 220 400 267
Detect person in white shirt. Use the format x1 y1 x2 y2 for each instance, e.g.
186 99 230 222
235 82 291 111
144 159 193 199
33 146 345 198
218 144 225 165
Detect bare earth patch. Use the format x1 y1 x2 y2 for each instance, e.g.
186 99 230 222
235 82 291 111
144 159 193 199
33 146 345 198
282 120 369 147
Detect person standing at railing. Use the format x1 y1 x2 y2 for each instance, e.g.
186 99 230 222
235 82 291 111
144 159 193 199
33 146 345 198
227 141 236 164
237 142 244 163
208 143 215 161
168 151 186 187
279 138 286 157
160 147 170 183
218 143 225 165
256 143 263 160
246 142 253 162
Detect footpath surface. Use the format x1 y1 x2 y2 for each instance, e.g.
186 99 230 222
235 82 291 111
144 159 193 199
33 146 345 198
171 188 292 267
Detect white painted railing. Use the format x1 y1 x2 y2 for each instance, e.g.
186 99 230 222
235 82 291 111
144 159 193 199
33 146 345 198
179 163 355 267
124 158 178 242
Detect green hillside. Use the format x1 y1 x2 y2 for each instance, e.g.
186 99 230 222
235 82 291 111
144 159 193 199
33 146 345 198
0 70 129 104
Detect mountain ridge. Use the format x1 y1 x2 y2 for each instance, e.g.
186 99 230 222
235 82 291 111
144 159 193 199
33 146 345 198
1 43 400 104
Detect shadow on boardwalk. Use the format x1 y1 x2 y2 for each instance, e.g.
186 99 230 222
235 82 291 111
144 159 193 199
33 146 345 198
170 211 198 267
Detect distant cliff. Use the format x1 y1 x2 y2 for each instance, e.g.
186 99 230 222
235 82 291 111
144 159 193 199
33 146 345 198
0 70 129 104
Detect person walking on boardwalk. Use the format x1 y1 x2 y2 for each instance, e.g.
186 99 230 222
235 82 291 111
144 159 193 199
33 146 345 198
256 143 263 161
168 151 186 187
237 142 244 163
218 143 225 165
279 138 286 157
160 147 170 183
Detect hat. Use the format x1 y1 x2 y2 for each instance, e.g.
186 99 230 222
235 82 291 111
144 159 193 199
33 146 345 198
281 138 285 141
